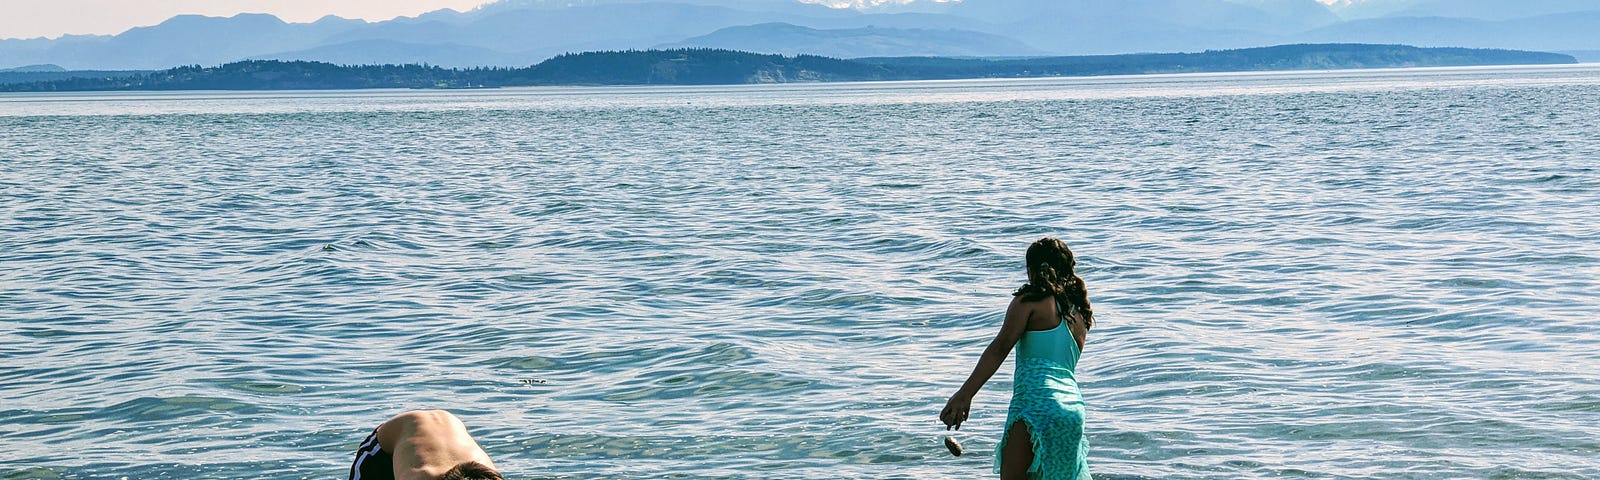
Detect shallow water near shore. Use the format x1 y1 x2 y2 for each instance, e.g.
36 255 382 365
3 65 1599 479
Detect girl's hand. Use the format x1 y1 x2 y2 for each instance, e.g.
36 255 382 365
940 393 972 430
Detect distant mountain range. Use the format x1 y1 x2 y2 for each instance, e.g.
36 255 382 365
1323 0 1600 20
2 0 1597 70
0 64 66 73
660 23 1042 58
1301 12 1600 52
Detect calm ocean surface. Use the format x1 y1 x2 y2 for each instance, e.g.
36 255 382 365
3 65 1599 479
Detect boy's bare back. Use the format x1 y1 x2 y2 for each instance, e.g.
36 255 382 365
374 410 498 480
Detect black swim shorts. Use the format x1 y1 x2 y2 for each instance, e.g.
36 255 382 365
349 428 395 480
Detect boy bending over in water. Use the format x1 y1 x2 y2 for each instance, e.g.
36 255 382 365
350 410 502 480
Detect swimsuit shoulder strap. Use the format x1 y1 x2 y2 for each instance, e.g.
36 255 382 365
1055 296 1081 325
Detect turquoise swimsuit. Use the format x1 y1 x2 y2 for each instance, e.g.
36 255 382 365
994 301 1090 480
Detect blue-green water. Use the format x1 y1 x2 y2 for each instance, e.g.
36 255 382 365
3 65 1599 479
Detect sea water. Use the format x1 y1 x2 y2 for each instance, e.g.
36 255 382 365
2 65 1598 479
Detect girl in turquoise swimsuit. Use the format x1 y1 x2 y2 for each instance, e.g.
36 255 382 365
941 237 1094 480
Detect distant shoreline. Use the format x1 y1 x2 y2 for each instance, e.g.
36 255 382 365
0 44 1578 93
5 63 1595 100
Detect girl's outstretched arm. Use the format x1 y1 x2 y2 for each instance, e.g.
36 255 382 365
940 296 1031 429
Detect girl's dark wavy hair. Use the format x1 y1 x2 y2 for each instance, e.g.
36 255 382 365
1013 237 1093 329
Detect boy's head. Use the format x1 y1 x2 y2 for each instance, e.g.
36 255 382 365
438 461 502 480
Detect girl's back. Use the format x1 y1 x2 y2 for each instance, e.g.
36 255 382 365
1016 297 1087 364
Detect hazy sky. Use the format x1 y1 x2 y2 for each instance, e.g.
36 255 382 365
0 1 495 40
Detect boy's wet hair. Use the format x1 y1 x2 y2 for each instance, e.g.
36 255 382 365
438 461 503 480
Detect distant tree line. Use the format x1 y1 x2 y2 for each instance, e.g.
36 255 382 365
858 44 1577 78
0 70 155 86
0 45 1575 92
